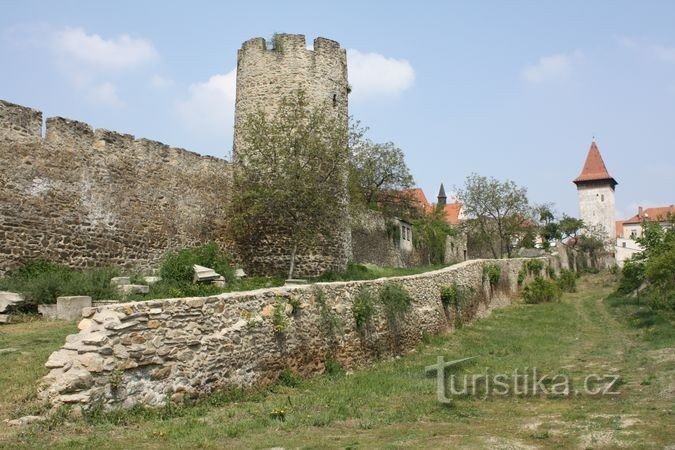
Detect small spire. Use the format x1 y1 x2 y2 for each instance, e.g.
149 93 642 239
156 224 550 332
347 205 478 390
437 183 447 206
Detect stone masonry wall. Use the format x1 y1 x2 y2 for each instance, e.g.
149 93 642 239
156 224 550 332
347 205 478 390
38 257 550 410
0 100 231 275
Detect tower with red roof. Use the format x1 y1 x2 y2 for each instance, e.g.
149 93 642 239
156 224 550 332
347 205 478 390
573 140 618 242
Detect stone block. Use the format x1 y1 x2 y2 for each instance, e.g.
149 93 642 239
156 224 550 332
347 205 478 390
117 284 150 295
0 291 24 313
38 304 58 319
234 268 247 278
56 296 92 321
193 265 221 283
110 277 131 286
0 314 10 324
143 276 161 285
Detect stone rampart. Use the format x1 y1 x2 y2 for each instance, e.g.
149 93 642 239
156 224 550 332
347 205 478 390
0 100 231 275
39 257 549 409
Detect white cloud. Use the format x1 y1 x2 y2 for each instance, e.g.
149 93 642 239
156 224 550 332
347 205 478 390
347 49 415 100
53 27 158 70
175 70 236 135
616 36 675 63
149 74 174 89
521 50 583 83
651 44 675 63
86 82 123 107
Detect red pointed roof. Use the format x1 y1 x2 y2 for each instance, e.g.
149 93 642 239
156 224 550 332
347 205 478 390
573 141 617 187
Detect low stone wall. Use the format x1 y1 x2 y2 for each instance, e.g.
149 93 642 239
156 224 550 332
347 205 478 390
39 258 548 409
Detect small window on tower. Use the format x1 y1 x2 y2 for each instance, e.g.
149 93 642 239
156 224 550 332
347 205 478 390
601 194 604 202
332 94 337 108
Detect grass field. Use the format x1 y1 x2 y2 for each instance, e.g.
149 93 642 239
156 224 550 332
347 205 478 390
0 273 673 449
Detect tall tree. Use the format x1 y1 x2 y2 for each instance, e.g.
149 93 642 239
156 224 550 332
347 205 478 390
456 173 530 258
230 90 349 279
348 120 415 214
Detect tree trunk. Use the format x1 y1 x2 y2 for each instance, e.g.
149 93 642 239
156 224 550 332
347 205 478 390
288 241 298 280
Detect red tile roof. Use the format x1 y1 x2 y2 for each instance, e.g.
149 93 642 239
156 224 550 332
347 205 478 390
622 205 675 225
442 201 462 225
573 141 617 187
403 188 431 212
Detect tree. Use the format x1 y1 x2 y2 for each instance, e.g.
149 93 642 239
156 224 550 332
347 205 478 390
230 90 349 279
558 215 584 240
456 174 530 258
348 121 415 213
413 207 457 265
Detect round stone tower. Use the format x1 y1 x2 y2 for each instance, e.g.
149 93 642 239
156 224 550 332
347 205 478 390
232 34 351 276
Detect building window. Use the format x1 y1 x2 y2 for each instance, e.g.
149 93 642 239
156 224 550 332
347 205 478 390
601 194 604 202
622 242 626 248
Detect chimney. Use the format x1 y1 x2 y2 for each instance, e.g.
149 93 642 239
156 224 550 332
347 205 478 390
638 206 643 218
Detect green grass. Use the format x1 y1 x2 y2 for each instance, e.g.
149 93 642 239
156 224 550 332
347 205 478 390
0 319 77 423
1 273 673 449
314 262 446 282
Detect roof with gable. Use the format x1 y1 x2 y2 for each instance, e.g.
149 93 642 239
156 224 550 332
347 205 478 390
622 205 675 225
573 141 617 187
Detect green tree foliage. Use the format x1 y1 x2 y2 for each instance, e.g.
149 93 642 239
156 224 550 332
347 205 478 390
348 120 416 215
558 215 584 239
620 217 674 309
160 243 234 284
457 173 531 258
230 90 349 279
413 207 456 265
521 277 562 304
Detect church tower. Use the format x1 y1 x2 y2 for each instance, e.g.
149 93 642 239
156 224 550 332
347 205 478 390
573 140 618 242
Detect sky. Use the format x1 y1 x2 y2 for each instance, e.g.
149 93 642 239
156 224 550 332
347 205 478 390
1 0 673 221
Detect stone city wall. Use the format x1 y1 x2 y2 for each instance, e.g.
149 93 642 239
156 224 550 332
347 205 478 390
0 100 231 275
39 257 551 409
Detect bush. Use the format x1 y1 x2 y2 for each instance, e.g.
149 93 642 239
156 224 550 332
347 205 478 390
526 259 544 276
379 282 412 329
522 277 562 304
440 283 472 328
644 245 675 310
352 286 376 330
0 261 121 304
159 243 234 284
557 269 577 293
482 264 501 287
517 269 526 286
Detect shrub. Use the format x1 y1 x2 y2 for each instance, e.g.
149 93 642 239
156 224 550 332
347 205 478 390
557 269 577 293
521 277 562 304
644 244 675 310
379 282 412 330
159 243 234 284
440 283 472 328
482 264 501 287
324 356 345 377
0 261 121 304
546 265 556 279
352 286 376 330
517 269 526 286
526 259 544 276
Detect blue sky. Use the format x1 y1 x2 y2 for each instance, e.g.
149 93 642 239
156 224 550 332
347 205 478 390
1 1 673 220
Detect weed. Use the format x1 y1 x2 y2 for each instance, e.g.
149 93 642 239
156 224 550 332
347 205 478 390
526 259 544 276
379 282 412 331
277 369 301 387
482 263 501 287
352 286 376 331
313 286 342 339
272 299 288 334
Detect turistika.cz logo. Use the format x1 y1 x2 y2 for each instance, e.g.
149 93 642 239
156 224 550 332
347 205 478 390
425 356 621 403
